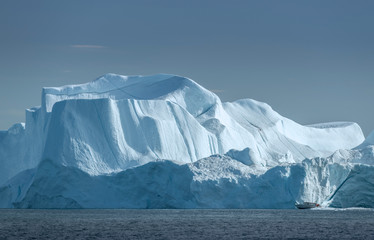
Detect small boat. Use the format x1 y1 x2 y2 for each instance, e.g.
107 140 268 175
295 202 320 209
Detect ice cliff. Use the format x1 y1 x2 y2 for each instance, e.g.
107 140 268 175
0 73 372 208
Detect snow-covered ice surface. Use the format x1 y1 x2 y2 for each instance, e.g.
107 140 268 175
0 73 372 208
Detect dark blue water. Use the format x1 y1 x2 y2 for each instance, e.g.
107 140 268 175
0 209 373 239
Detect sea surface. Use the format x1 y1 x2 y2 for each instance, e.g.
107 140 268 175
0 209 373 239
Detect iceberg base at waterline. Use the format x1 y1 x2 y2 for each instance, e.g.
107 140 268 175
2 146 374 209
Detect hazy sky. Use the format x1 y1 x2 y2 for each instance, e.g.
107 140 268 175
0 0 373 136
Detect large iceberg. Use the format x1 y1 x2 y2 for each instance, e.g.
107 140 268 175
0 73 372 208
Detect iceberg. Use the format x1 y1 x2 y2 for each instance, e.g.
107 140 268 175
0 73 372 208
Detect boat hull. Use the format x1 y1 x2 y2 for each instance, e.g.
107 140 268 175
295 202 319 209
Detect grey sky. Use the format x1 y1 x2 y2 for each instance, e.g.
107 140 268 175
0 0 373 136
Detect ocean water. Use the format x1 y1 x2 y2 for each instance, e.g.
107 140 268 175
0 209 373 239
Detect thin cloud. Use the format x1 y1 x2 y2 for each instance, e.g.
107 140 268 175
210 89 225 93
70 44 107 49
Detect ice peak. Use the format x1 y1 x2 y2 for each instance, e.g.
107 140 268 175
41 73 220 116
